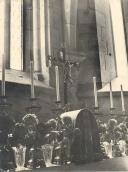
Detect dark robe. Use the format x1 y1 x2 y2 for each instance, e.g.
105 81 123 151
0 146 16 170
70 128 84 164
75 109 102 162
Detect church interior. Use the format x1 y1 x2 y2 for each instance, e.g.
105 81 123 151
1 0 128 171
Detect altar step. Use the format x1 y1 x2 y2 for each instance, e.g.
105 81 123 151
21 157 128 171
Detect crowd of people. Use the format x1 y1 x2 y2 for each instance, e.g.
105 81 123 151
1 111 128 171
0 113 84 171
98 117 128 158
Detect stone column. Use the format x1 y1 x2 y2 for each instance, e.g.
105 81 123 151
0 0 5 68
23 0 32 72
95 0 116 85
63 0 78 51
45 0 52 56
10 0 23 70
109 0 128 78
32 0 40 71
4 0 10 69
40 0 49 85
0 0 10 69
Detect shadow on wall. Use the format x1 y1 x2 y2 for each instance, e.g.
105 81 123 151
0 82 56 123
76 51 101 100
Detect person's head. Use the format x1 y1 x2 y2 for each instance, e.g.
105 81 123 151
107 118 117 130
12 122 26 146
99 123 107 134
27 125 36 134
62 116 73 129
118 122 127 133
46 119 57 131
73 128 81 138
22 113 39 128
13 122 26 136
96 119 102 125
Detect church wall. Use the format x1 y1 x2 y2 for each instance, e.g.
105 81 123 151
80 0 128 116
5 0 10 69
50 0 64 51
97 92 128 116
95 0 117 86
23 0 33 72
0 82 57 123
65 0 128 117
10 0 23 70
66 0 101 108
122 0 128 55
1 82 128 123
77 0 98 53
63 0 78 50
23 0 50 84
0 0 10 69
3 0 127 122
48 0 65 103
26 0 102 109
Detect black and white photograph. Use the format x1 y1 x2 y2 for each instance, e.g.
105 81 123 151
0 0 128 171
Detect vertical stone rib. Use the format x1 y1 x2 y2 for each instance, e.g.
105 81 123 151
4 0 10 69
10 0 22 70
40 0 49 85
63 0 78 50
32 0 40 71
45 0 51 57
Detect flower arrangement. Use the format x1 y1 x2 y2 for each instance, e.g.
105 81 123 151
98 117 128 158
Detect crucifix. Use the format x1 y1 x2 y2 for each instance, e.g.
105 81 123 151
48 47 79 108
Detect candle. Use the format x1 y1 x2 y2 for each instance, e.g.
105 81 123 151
55 66 60 102
120 85 125 112
93 77 98 108
110 82 114 109
60 50 63 59
1 54 5 96
30 60 35 99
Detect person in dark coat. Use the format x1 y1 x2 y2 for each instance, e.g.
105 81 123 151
0 145 16 171
70 128 85 164
0 114 16 171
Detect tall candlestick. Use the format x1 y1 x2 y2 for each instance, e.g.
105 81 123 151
30 61 35 99
93 77 98 108
60 50 63 59
110 82 114 109
120 85 125 112
55 66 60 102
2 54 5 96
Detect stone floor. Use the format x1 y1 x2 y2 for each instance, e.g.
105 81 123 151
22 157 128 171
